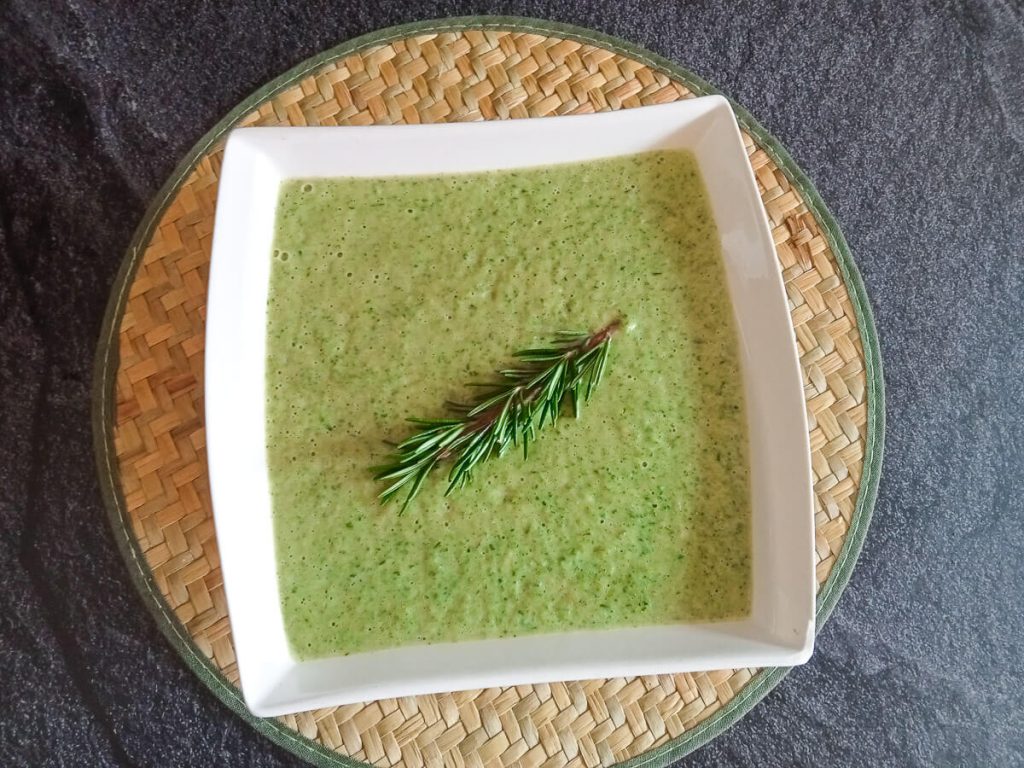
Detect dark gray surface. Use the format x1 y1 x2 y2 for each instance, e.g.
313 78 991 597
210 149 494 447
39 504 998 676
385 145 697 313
1 1 1022 766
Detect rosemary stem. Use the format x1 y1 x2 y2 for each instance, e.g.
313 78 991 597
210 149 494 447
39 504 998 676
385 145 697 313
372 317 623 512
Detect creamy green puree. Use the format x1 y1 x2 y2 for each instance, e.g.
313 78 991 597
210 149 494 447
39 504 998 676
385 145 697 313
266 150 751 660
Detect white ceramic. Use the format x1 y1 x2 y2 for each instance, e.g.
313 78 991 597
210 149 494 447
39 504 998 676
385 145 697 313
206 97 815 717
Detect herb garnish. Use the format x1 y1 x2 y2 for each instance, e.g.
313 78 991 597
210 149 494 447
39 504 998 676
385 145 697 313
373 318 623 512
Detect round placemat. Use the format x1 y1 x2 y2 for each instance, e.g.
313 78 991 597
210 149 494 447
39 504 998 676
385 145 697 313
93 17 883 768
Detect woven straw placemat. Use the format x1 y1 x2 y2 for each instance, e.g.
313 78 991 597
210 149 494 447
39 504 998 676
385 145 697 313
93 17 883 768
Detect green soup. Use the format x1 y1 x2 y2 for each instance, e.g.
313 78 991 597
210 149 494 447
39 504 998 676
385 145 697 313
266 150 751 660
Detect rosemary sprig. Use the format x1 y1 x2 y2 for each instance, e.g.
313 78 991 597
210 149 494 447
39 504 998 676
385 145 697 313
372 317 624 513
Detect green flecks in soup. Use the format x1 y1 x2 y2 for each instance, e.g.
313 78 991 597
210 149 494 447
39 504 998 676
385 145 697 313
266 150 751 660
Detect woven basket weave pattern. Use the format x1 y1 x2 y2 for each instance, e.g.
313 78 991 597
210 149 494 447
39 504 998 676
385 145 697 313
111 30 866 768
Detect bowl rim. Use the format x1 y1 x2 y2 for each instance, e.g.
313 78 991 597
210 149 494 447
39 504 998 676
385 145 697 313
205 97 815 717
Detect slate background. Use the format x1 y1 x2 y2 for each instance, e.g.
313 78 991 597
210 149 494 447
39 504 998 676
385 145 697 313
2 1 1022 766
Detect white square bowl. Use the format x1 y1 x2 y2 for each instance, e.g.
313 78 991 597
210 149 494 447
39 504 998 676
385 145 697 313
206 96 815 717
